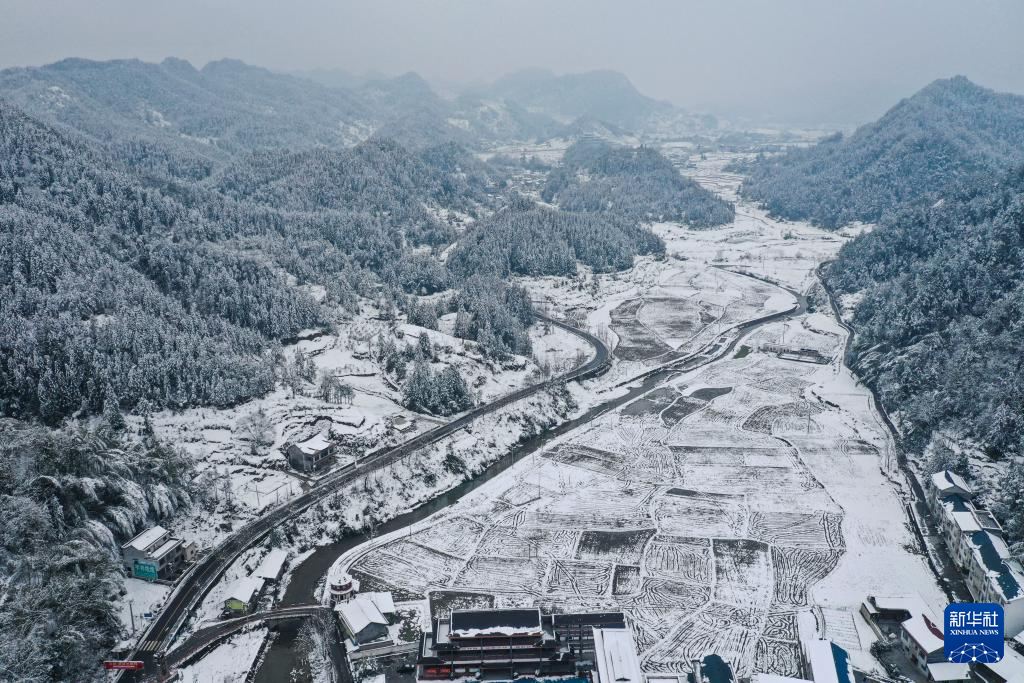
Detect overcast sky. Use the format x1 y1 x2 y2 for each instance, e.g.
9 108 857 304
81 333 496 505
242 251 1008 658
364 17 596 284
2 0 1023 125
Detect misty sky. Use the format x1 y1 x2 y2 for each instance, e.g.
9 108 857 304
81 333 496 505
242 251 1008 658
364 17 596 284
2 0 1023 125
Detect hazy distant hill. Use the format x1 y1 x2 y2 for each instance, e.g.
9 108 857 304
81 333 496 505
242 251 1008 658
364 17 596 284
466 68 672 128
0 57 371 157
737 76 1024 228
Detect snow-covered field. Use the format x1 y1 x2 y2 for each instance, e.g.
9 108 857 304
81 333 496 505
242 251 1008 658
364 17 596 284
323 153 945 679
142 309 590 551
175 627 267 683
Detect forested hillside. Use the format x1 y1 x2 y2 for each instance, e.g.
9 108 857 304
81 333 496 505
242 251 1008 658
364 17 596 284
0 421 195 681
825 168 1024 539
448 194 665 278
543 139 735 227
0 102 506 424
738 77 1024 228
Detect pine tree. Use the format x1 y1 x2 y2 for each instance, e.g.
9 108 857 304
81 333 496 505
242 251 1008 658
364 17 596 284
102 382 126 432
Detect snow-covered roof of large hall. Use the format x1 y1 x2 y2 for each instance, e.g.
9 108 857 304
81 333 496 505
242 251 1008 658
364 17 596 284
294 432 332 454
593 627 643 683
448 608 542 638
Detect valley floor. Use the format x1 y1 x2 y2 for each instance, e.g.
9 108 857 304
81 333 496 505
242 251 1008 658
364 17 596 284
322 154 946 679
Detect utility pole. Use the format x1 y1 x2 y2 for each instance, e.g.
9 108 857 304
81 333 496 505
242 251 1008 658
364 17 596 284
129 599 136 633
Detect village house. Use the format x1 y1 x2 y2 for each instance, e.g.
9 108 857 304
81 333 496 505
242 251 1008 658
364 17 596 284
223 575 264 616
121 525 195 581
286 432 335 472
928 470 1024 637
592 626 643 683
336 594 391 645
899 611 946 678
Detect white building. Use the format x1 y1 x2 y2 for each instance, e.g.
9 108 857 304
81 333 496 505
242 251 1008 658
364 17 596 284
121 525 193 581
592 627 643 683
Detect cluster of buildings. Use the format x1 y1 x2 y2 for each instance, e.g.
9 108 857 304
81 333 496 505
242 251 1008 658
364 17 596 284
221 548 289 617
285 415 415 473
758 342 831 365
329 571 401 650
121 525 197 581
928 470 1024 637
412 605 877 683
860 592 1024 683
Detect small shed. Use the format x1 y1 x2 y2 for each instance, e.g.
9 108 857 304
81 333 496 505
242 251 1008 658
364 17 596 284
392 416 415 433
253 549 289 583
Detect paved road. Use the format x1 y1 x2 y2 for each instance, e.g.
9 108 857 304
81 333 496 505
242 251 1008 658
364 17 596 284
121 313 609 681
135 270 808 682
164 605 331 670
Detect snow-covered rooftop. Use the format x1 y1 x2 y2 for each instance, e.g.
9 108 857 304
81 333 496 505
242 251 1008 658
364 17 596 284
151 538 181 560
980 646 1024 683
294 432 332 455
593 627 642 683
224 576 264 605
931 470 973 497
869 595 930 614
252 549 288 581
969 530 1023 601
802 640 853 683
362 591 395 615
902 612 944 654
124 525 168 553
336 596 387 636
752 675 811 683
449 608 542 638
927 662 971 682
951 510 981 533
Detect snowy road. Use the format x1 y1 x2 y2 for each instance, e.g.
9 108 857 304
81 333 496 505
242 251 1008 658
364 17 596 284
121 314 609 681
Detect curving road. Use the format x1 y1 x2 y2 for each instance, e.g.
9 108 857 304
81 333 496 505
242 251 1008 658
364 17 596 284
122 313 609 681
164 605 332 671
131 269 808 681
